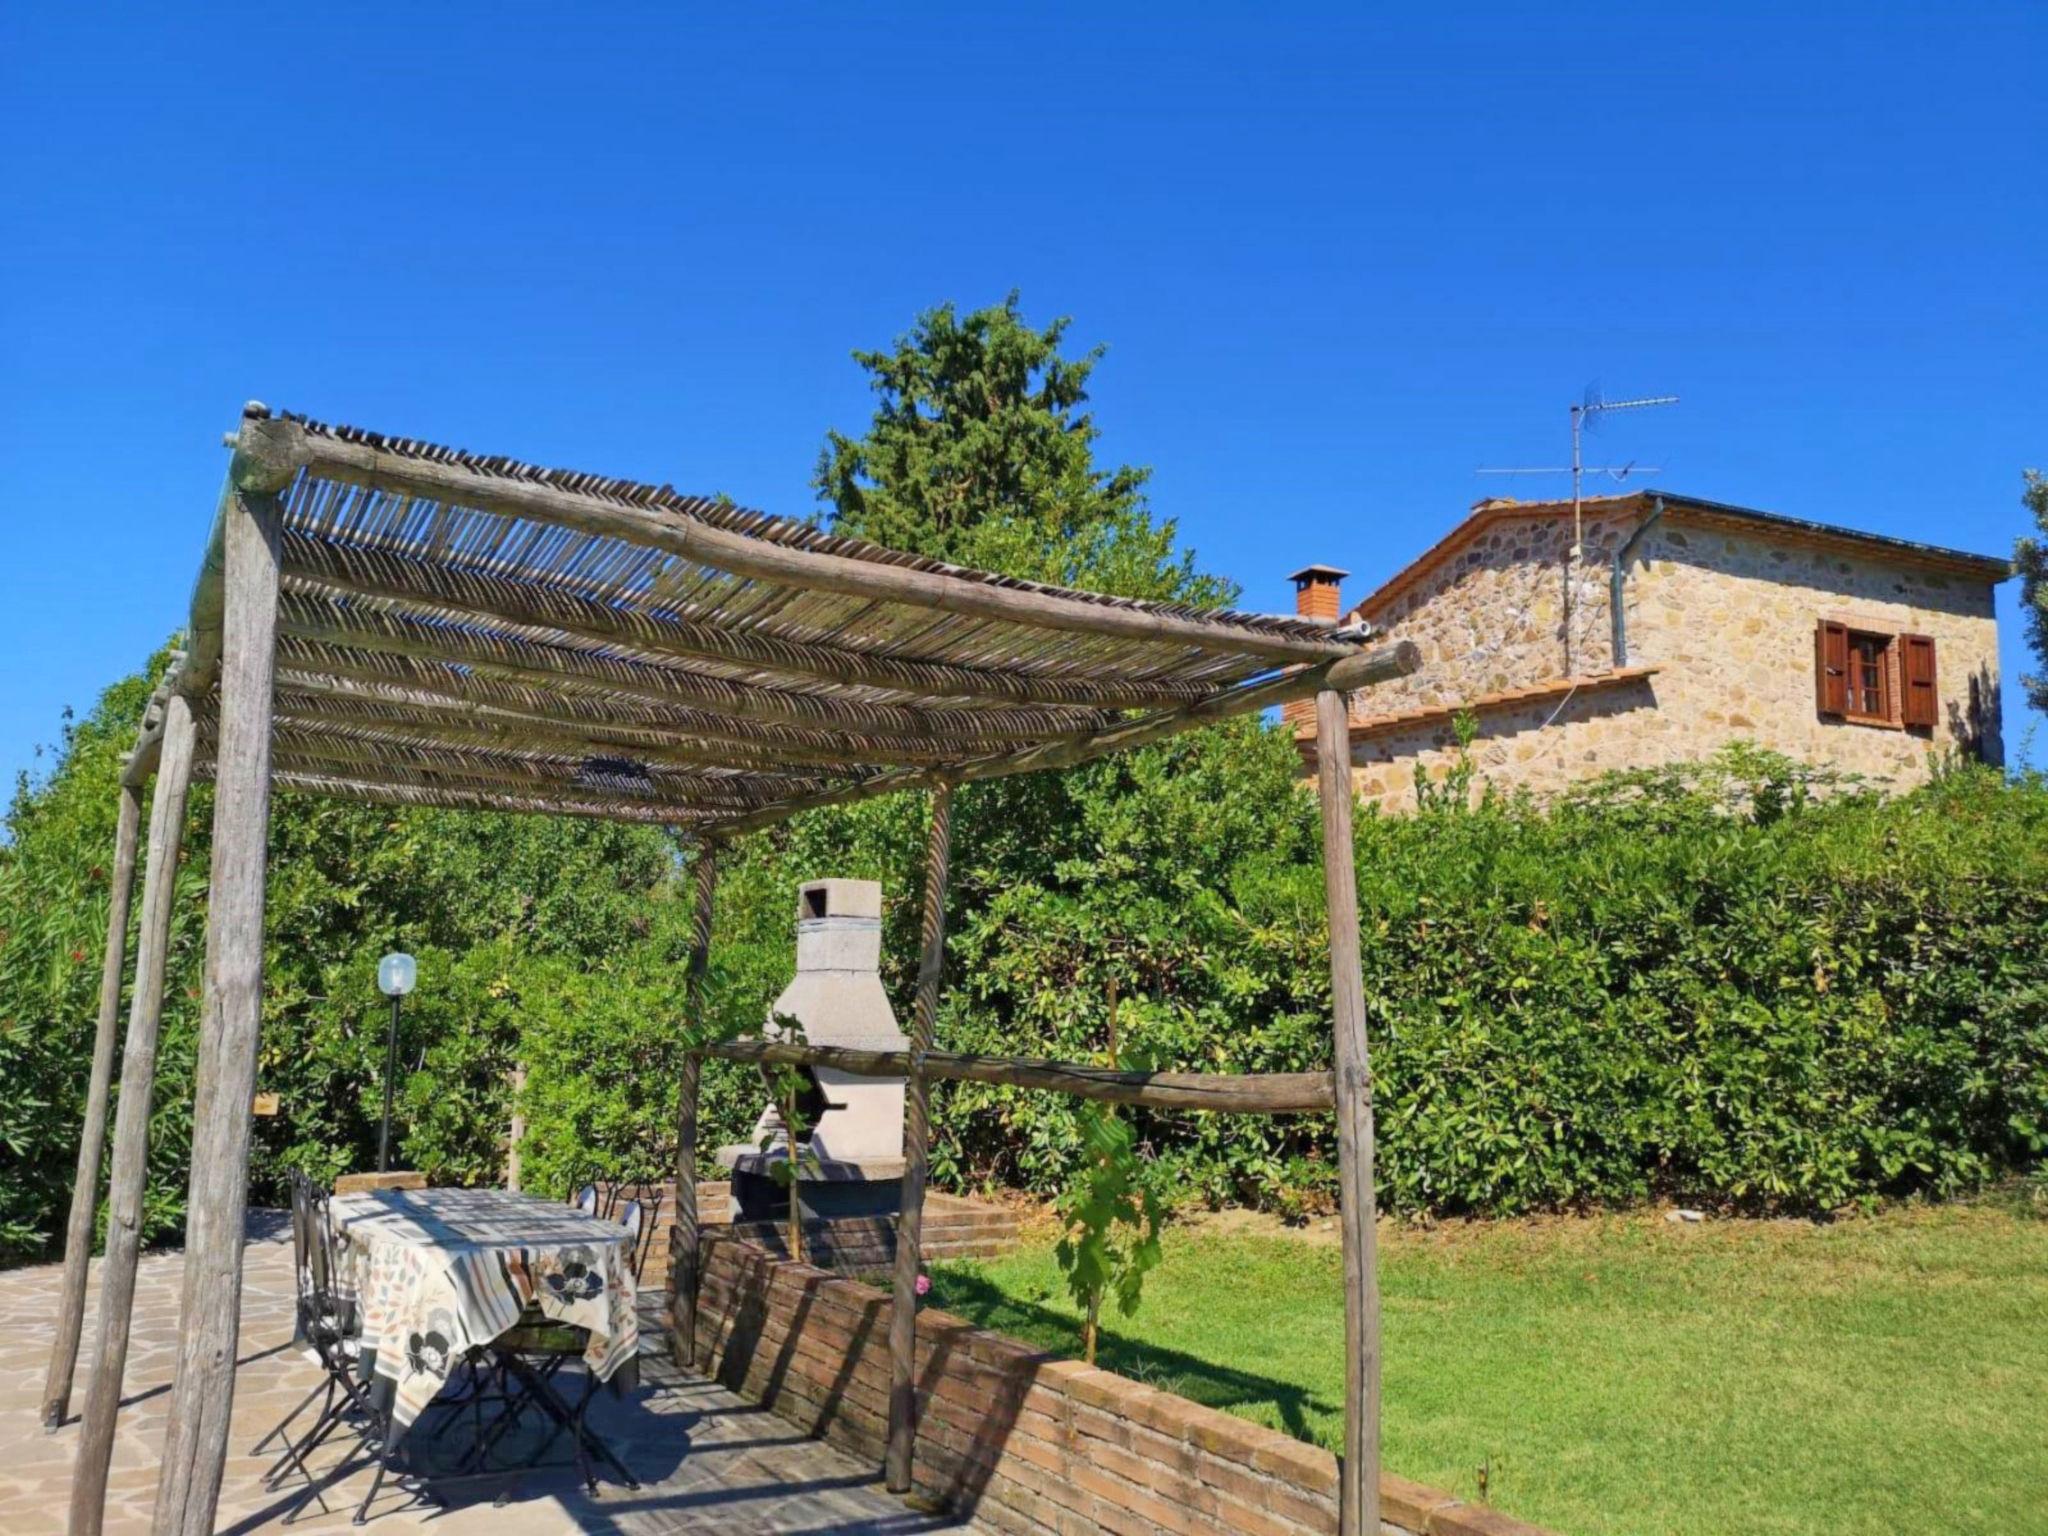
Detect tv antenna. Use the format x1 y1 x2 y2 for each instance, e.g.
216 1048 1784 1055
1477 384 1678 558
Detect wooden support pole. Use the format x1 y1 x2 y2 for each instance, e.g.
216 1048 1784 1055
887 781 953 1493
68 695 197 1536
670 841 719 1369
41 782 144 1433
151 444 285 1536
1315 688 1380 1536
506 1063 527 1192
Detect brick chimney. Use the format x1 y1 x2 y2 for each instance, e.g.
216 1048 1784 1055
1284 565 1349 739
1288 563 1348 623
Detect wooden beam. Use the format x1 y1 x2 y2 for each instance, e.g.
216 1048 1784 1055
671 845 719 1370
282 533 1219 712
258 768 726 826
887 782 953 1493
119 675 180 790
69 695 196 1536
277 588 1112 743
151 471 284 1536
179 406 299 698
1316 687 1380 1536
702 1041 1337 1114
698 640 1421 838
299 428 1355 664
260 737 796 810
271 663 967 770
268 687 845 777
41 782 143 1433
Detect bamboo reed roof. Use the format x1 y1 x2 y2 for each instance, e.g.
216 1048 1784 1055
149 405 1412 836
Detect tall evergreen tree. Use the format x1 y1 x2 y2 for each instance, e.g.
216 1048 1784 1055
814 293 1232 605
2017 469 2048 715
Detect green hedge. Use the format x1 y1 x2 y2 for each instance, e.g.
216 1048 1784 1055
1347 753 2048 1212
913 747 2048 1217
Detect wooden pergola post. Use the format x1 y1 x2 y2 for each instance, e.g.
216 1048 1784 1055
41 781 144 1433
506 1063 527 1192
886 780 954 1493
1315 687 1380 1536
670 839 719 1368
151 453 284 1536
68 693 198 1536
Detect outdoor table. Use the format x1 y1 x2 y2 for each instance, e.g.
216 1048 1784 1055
326 1186 640 1441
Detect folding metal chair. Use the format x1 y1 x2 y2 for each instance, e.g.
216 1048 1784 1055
256 1172 387 1523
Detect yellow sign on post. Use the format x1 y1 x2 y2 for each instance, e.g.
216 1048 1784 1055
252 1093 280 1117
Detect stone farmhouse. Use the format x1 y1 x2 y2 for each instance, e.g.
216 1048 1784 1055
1286 491 2011 811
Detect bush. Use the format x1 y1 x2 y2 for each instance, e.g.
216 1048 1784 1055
817 742 2048 1218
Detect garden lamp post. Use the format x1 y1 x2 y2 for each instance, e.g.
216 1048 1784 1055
375 952 417 1172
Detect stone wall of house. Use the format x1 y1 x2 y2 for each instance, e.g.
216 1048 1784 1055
1362 509 1629 706
1619 516 2001 779
682 1232 1559 1536
1281 507 1627 742
1345 674 1663 810
1322 507 2002 812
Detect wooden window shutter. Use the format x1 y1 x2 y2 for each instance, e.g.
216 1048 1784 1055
1900 634 1938 728
1815 620 1849 715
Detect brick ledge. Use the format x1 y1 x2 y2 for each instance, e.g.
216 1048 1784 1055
1293 667 1660 746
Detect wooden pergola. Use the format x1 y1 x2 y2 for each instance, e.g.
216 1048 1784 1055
44 403 1418 1536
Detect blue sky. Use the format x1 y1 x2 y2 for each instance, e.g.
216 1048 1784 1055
3 3 2042 789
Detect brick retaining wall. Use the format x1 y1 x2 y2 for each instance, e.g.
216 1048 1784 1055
683 1232 1558 1536
635 1181 1017 1281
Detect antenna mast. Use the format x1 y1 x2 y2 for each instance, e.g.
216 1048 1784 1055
1569 389 1677 557
1474 386 1679 676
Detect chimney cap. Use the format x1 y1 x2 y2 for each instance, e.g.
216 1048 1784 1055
1287 563 1350 586
797 878 882 922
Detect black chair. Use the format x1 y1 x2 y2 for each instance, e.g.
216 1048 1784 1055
616 1189 665 1280
257 1171 387 1523
562 1175 664 1277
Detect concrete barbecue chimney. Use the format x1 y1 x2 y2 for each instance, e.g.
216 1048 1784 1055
761 879 906 1161
719 878 910 1225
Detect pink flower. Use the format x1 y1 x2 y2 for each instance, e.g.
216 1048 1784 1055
915 1273 932 1297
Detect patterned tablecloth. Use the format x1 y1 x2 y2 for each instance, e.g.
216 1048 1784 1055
328 1187 639 1434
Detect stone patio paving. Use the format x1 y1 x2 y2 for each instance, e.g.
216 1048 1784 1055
0 1215 977 1535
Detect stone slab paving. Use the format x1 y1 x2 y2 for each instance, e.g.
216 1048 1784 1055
0 1214 978 1536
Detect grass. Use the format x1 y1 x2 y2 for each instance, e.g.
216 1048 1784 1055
923 1199 2048 1536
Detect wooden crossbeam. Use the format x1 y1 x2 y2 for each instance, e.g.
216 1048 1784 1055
702 1040 1337 1114
272 655 986 770
297 426 1356 664
278 585 1113 742
279 527 1225 712
257 769 724 825
695 639 1420 837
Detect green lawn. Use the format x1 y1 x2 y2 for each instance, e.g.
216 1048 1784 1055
923 1202 2048 1536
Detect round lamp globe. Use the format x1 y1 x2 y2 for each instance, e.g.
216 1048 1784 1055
377 952 418 999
